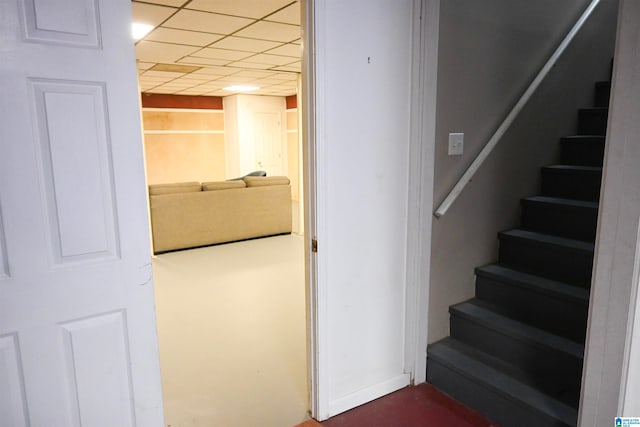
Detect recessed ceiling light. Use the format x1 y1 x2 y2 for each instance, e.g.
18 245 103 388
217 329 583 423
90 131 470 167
132 23 154 40
223 85 260 92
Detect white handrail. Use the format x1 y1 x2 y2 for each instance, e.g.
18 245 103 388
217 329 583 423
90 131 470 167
434 0 601 218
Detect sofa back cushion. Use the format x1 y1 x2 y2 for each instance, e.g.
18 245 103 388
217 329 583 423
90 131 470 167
202 180 246 191
243 176 290 187
149 182 201 195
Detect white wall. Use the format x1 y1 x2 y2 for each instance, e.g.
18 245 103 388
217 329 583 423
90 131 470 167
580 1 640 423
223 95 287 179
313 0 414 419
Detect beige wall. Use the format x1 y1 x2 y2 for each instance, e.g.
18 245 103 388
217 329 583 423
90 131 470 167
286 109 299 201
143 109 226 184
428 0 619 343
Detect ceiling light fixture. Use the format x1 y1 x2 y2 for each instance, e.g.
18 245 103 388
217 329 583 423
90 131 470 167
132 23 154 40
223 85 260 92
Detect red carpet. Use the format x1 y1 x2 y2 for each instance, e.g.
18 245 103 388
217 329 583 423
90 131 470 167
296 383 499 427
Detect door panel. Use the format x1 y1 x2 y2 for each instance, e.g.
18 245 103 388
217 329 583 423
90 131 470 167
0 1 164 426
254 111 283 175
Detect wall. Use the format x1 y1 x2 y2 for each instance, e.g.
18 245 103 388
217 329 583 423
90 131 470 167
313 0 414 418
286 96 300 201
223 94 287 179
142 93 300 189
142 108 226 184
428 0 619 343
580 1 640 423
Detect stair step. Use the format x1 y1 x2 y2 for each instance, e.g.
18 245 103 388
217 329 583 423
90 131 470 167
449 300 584 408
521 196 598 241
594 81 611 108
498 229 594 287
475 264 589 342
428 338 578 427
541 165 602 201
578 107 608 135
559 136 605 167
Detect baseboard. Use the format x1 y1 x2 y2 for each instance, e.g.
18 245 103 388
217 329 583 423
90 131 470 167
327 373 410 418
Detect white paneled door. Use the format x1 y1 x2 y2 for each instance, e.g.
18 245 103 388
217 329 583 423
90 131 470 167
0 1 164 426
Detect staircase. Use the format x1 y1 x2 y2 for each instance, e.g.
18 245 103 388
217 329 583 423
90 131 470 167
427 78 611 427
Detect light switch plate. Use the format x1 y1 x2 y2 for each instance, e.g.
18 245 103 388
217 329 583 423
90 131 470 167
448 133 464 156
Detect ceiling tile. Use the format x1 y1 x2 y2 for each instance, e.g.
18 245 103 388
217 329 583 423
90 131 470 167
255 77 292 84
178 57 232 66
146 27 224 46
272 62 300 72
163 9 254 34
137 61 155 70
226 61 273 70
131 2 177 26
210 36 282 53
138 76 174 83
265 2 300 25
266 43 300 57
146 87 175 94
136 41 200 63
186 0 293 19
189 66 241 76
178 74 215 81
233 70 277 78
193 47 254 61
242 53 296 66
212 76 251 83
141 70 185 78
235 21 300 42
139 0 186 6
175 89 206 95
149 63 202 73
269 72 298 81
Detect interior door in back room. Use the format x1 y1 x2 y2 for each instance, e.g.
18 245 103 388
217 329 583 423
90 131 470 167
254 111 284 176
0 1 164 426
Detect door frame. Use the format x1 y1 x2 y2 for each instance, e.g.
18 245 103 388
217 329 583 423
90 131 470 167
301 0 437 419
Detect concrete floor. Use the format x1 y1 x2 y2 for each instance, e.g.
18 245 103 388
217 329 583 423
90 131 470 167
152 234 308 427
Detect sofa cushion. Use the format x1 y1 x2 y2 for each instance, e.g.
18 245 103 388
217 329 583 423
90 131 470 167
243 176 290 187
202 180 246 191
149 182 201 195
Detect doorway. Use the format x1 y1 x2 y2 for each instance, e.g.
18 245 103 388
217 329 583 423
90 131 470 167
131 1 309 425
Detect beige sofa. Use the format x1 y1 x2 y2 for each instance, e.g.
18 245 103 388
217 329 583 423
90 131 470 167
149 176 292 253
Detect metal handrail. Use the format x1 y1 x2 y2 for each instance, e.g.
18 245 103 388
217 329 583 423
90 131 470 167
434 0 601 218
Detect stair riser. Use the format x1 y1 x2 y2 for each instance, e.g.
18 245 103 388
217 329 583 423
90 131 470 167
541 170 602 202
475 275 588 342
594 82 611 108
578 109 608 135
521 202 598 242
450 315 583 398
427 360 573 427
559 139 605 166
498 238 593 287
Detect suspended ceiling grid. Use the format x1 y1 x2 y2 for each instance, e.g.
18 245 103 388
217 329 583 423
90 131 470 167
132 0 301 97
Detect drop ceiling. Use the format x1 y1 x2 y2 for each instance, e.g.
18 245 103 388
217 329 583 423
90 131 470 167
132 0 301 97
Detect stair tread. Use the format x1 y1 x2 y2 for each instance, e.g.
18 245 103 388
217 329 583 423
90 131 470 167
475 264 590 303
450 300 585 358
522 196 599 209
499 229 595 253
542 165 602 172
579 107 608 111
429 338 578 425
561 135 605 141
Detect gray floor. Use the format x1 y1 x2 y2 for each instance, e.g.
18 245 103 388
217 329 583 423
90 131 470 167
152 234 308 427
